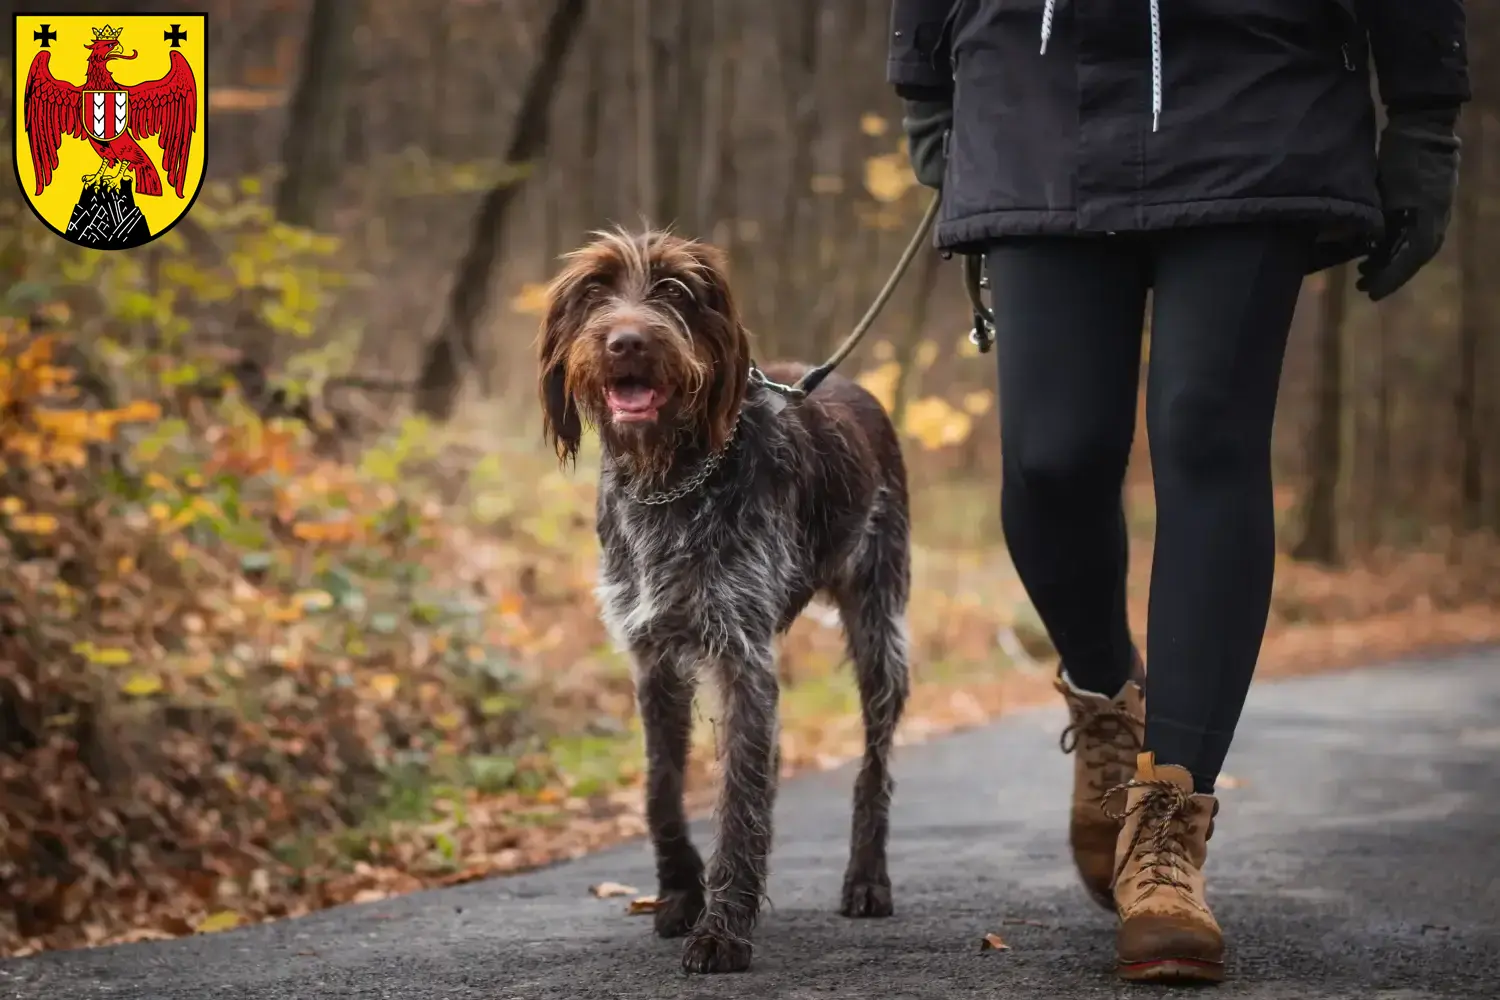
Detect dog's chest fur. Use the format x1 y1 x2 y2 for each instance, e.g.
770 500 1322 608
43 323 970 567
592 395 875 658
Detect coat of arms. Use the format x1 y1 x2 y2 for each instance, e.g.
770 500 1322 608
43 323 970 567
13 15 206 250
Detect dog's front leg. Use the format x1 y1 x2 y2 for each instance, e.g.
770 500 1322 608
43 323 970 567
681 642 779 974
634 651 704 938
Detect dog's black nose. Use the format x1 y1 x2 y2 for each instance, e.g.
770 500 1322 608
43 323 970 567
607 329 645 356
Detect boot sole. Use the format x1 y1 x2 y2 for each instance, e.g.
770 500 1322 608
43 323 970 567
1117 957 1225 983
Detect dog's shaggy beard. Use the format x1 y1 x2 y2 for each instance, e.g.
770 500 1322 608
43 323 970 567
538 229 750 486
559 303 707 482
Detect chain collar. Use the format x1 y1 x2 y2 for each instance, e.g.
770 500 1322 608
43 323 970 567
624 411 742 506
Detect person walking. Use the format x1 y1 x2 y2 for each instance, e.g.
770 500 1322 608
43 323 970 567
889 0 1468 983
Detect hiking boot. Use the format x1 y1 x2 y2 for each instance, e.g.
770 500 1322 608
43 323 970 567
1106 752 1224 983
1055 665 1146 909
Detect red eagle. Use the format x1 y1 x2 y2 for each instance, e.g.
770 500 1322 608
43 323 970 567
22 24 197 199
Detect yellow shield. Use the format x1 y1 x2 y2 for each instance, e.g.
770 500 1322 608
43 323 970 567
12 14 207 251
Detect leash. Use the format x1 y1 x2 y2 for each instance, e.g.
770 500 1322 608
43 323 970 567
752 192 994 405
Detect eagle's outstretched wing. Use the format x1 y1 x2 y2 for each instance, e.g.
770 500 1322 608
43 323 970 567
22 52 84 196
126 50 198 198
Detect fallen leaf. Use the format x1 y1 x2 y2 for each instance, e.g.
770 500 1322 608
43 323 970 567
121 674 164 697
590 881 638 899
627 896 660 915
196 911 241 934
980 932 1010 952
369 673 401 700
87 647 132 666
295 589 335 612
8 513 59 535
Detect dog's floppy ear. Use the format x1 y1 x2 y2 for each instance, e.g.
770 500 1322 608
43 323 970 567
692 244 751 453
537 268 587 466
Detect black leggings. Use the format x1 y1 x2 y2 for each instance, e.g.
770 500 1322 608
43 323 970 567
988 224 1310 794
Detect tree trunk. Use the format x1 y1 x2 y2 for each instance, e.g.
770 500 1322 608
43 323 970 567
1455 107 1485 535
275 0 363 229
413 0 591 421
1291 264 1349 566
1371 294 1396 548
632 0 659 223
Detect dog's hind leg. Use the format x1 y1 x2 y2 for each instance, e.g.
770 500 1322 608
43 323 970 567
635 652 706 939
681 636 779 974
833 505 912 918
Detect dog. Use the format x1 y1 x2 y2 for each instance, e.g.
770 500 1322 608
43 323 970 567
536 229 912 974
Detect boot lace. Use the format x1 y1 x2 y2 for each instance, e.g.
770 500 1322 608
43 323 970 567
1103 779 1196 898
1058 700 1143 795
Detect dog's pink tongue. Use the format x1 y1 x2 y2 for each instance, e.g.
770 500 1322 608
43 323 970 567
607 385 658 417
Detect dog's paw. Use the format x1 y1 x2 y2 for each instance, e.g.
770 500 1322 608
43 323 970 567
839 874 894 918
652 888 705 938
680 931 753 974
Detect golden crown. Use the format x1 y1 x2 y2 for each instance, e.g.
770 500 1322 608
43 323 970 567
91 25 123 40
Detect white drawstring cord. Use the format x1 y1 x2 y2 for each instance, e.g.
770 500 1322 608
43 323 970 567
1149 0 1162 132
1036 1 1163 132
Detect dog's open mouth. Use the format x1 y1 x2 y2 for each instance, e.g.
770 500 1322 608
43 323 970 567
606 377 669 423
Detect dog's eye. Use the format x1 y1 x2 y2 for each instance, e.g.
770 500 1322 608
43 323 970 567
655 278 691 302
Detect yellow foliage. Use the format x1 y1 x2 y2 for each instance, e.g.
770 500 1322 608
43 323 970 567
370 673 401 701
860 113 890 137
914 340 940 371
8 513 59 535
121 674 164 697
0 329 162 475
292 518 358 544
856 361 901 412
196 911 241 934
73 642 132 666
903 396 975 450
962 390 995 416
864 153 915 204
511 282 550 317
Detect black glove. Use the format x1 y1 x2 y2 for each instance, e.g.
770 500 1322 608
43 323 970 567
1357 107 1462 302
901 96 952 191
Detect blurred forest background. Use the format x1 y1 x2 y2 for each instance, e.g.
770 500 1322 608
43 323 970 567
2 0 1498 956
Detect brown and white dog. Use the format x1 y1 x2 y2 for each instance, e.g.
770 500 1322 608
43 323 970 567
537 229 911 974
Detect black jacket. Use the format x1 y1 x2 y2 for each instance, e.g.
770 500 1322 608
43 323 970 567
888 0 1470 265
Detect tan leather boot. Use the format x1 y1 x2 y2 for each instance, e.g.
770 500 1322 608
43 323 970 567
1055 670 1145 909
1107 752 1224 983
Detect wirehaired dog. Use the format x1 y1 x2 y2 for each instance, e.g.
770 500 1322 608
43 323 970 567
537 230 911 974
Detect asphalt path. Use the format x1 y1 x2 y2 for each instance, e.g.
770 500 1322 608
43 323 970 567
6 649 1500 999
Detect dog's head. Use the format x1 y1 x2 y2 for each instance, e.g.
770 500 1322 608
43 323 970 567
537 229 750 472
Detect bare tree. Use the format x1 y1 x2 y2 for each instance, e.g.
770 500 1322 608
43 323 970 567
413 0 591 421
275 0 363 228
1455 107 1485 534
1292 264 1349 566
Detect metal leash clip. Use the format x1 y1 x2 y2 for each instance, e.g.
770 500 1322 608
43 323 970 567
963 254 996 353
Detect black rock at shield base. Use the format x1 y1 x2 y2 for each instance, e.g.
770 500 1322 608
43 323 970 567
64 179 153 250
